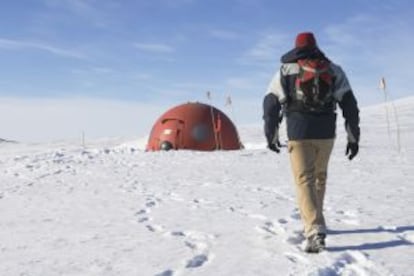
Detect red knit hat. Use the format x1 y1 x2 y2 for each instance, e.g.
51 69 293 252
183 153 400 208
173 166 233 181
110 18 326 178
295 32 317 49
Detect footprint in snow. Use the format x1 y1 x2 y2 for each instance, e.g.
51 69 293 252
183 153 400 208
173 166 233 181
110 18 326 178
278 218 288 224
335 209 360 225
136 209 149 215
184 239 210 252
138 217 150 223
284 252 310 264
169 231 186 237
135 209 152 224
184 238 209 252
286 230 306 245
314 251 385 276
146 224 164 233
256 221 286 237
183 231 216 257
155 269 174 276
159 231 214 273
145 196 163 208
186 254 208 268
146 200 157 208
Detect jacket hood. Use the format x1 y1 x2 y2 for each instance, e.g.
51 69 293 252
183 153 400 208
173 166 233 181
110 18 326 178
281 47 329 63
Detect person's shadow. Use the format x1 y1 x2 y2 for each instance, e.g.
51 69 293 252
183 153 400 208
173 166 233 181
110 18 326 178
326 225 414 252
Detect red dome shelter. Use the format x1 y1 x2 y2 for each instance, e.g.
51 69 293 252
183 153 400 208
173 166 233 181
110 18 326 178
146 102 242 151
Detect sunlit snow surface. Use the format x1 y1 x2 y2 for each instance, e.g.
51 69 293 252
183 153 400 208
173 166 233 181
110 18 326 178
1 98 413 275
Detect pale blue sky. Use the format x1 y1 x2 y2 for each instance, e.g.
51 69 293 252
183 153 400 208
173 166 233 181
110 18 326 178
1 0 413 141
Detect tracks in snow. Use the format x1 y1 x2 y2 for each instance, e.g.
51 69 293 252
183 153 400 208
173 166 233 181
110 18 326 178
1 146 410 275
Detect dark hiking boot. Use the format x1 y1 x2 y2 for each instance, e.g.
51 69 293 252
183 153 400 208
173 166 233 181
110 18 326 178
304 233 326 253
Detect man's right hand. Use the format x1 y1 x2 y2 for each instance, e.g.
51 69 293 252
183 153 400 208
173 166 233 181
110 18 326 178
268 141 281 153
346 142 359 160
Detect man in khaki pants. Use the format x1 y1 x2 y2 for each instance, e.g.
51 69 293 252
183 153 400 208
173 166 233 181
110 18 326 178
263 32 360 253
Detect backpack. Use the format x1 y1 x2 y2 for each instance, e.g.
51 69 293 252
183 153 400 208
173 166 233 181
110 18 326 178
294 58 334 112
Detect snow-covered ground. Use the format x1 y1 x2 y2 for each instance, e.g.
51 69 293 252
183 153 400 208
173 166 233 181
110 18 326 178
1 98 413 276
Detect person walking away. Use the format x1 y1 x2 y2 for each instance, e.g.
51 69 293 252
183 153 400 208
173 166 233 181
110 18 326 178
263 32 360 253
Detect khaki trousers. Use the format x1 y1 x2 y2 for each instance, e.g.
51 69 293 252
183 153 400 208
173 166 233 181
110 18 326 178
288 139 334 238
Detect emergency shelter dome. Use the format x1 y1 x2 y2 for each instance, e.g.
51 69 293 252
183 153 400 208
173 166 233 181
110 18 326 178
146 102 242 151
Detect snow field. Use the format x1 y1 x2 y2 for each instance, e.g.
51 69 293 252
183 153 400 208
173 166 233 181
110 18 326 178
1 98 414 275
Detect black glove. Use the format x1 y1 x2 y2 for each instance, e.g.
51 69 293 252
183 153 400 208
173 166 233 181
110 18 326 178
268 140 281 153
346 142 359 160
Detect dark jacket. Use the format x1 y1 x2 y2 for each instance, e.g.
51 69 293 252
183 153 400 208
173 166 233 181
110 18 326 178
263 48 360 144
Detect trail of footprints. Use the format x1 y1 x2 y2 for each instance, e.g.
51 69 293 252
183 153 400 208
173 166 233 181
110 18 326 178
271 208 399 275
135 193 401 275
133 185 303 275
135 196 215 275
252 208 307 247
136 198 165 233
